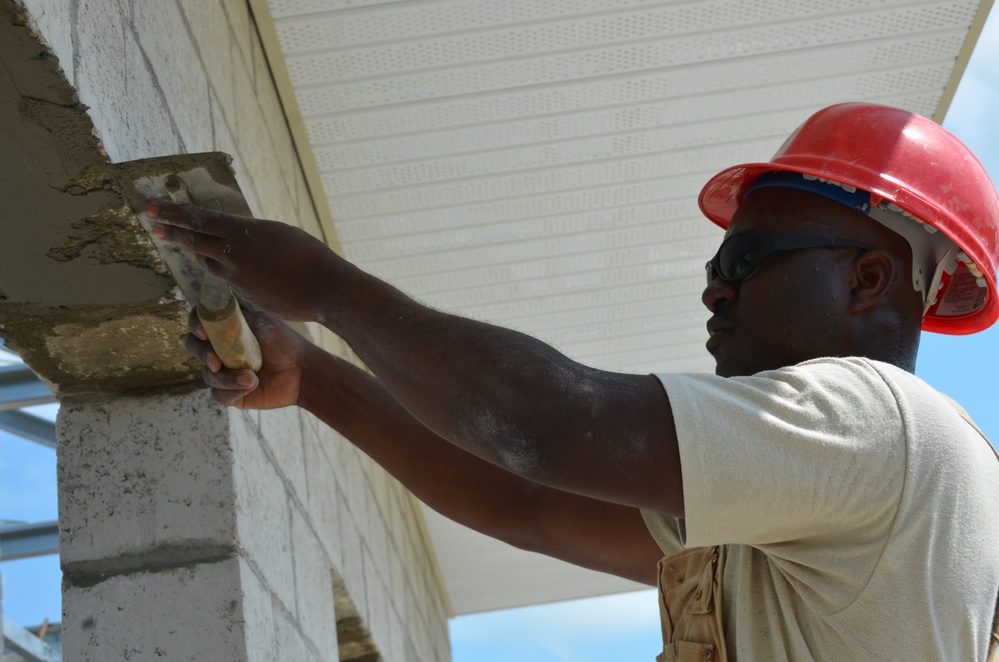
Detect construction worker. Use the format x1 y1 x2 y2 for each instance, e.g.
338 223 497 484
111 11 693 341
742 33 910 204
149 103 999 661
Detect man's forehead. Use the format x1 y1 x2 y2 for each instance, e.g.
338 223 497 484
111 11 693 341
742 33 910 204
725 187 848 238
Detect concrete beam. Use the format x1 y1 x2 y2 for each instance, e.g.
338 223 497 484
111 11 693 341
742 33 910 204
0 1 201 396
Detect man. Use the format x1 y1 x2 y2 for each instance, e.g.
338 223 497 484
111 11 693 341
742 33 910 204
149 103 999 660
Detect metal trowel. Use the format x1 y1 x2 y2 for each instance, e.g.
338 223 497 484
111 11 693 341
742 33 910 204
111 152 263 372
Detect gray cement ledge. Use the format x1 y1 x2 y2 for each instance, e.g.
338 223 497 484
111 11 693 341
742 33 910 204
0 1 202 396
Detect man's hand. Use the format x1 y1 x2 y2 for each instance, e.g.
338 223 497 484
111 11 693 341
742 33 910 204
187 309 308 410
147 202 346 323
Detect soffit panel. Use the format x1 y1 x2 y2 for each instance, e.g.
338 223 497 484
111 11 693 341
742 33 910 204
265 0 985 613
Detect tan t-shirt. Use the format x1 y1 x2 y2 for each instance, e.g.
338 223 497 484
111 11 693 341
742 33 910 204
642 357 999 661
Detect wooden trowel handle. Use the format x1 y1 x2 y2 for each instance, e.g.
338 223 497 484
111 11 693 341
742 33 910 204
197 298 264 372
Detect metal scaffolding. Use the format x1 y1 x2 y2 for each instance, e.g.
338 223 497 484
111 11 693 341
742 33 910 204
0 345 61 662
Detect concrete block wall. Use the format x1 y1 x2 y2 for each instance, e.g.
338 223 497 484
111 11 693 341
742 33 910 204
233 401 452 662
18 0 451 659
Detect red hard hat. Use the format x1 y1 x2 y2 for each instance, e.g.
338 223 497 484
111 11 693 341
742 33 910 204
698 102 999 334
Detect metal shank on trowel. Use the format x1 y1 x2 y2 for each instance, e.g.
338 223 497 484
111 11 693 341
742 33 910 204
112 153 263 373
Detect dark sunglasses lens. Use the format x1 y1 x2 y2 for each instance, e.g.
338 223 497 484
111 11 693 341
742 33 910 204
717 234 761 281
705 260 719 285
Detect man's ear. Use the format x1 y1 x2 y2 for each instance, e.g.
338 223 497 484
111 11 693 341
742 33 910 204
848 250 897 314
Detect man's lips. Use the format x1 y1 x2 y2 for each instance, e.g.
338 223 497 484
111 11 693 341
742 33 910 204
706 317 734 354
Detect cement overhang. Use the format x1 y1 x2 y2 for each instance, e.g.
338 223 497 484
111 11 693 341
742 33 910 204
0 2 199 396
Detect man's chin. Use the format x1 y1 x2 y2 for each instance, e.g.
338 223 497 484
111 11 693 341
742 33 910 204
712 352 761 378
713 357 742 378
707 336 753 377
715 354 795 377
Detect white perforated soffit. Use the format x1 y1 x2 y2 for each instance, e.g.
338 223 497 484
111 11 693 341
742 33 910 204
265 0 985 614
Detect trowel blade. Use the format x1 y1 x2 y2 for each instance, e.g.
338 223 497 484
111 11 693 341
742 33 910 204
110 152 253 307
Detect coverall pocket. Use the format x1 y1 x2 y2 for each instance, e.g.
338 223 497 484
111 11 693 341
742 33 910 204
657 640 717 661
655 546 726 661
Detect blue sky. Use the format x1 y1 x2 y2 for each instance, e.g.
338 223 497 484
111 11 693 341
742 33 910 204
2 7 998 660
0 396 61 629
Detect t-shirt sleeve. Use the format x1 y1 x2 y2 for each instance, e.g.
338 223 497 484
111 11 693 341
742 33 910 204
655 358 906 549
640 507 685 557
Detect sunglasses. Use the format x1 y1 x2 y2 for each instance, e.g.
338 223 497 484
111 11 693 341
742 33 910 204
706 229 870 285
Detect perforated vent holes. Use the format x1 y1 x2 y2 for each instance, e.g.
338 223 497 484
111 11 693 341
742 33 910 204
269 0 980 373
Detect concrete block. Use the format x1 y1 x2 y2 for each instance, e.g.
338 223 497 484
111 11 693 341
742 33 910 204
401 502 426 577
177 0 236 114
230 48 263 161
229 59 286 219
338 516 367 622
389 546 407 616
290 508 338 654
272 602 322 661
258 406 307 500
396 533 417 602
207 93 266 220
20 0 76 83
72 0 129 160
250 140 297 227
390 494 411 543
379 468 397 514
364 486 393 593
209 86 233 158
317 419 353 473
230 412 297 614
362 544 392 655
405 589 429 661
132 0 213 153
57 389 236 564
298 408 321 446
120 27 187 160
405 639 422 662
220 0 253 80
66 0 181 159
303 430 344 568
248 12 264 91
238 557 278 662
253 60 299 207
433 618 452 662
338 444 371 528
385 606 406 662
294 165 325 241
226 59 297 227
62 556 248 661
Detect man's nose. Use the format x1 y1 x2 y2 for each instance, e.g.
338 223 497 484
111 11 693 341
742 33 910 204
701 276 738 311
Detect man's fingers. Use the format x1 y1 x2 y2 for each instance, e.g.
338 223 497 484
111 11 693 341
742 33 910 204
185 329 222 373
145 202 236 236
186 298 263 407
212 389 252 408
202 366 257 390
151 220 231 263
187 308 208 340
203 368 258 407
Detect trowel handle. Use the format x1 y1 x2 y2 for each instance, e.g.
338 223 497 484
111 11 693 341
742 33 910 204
197 298 264 372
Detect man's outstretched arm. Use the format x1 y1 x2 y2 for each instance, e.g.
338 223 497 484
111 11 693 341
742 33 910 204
150 203 684 518
188 312 664 585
